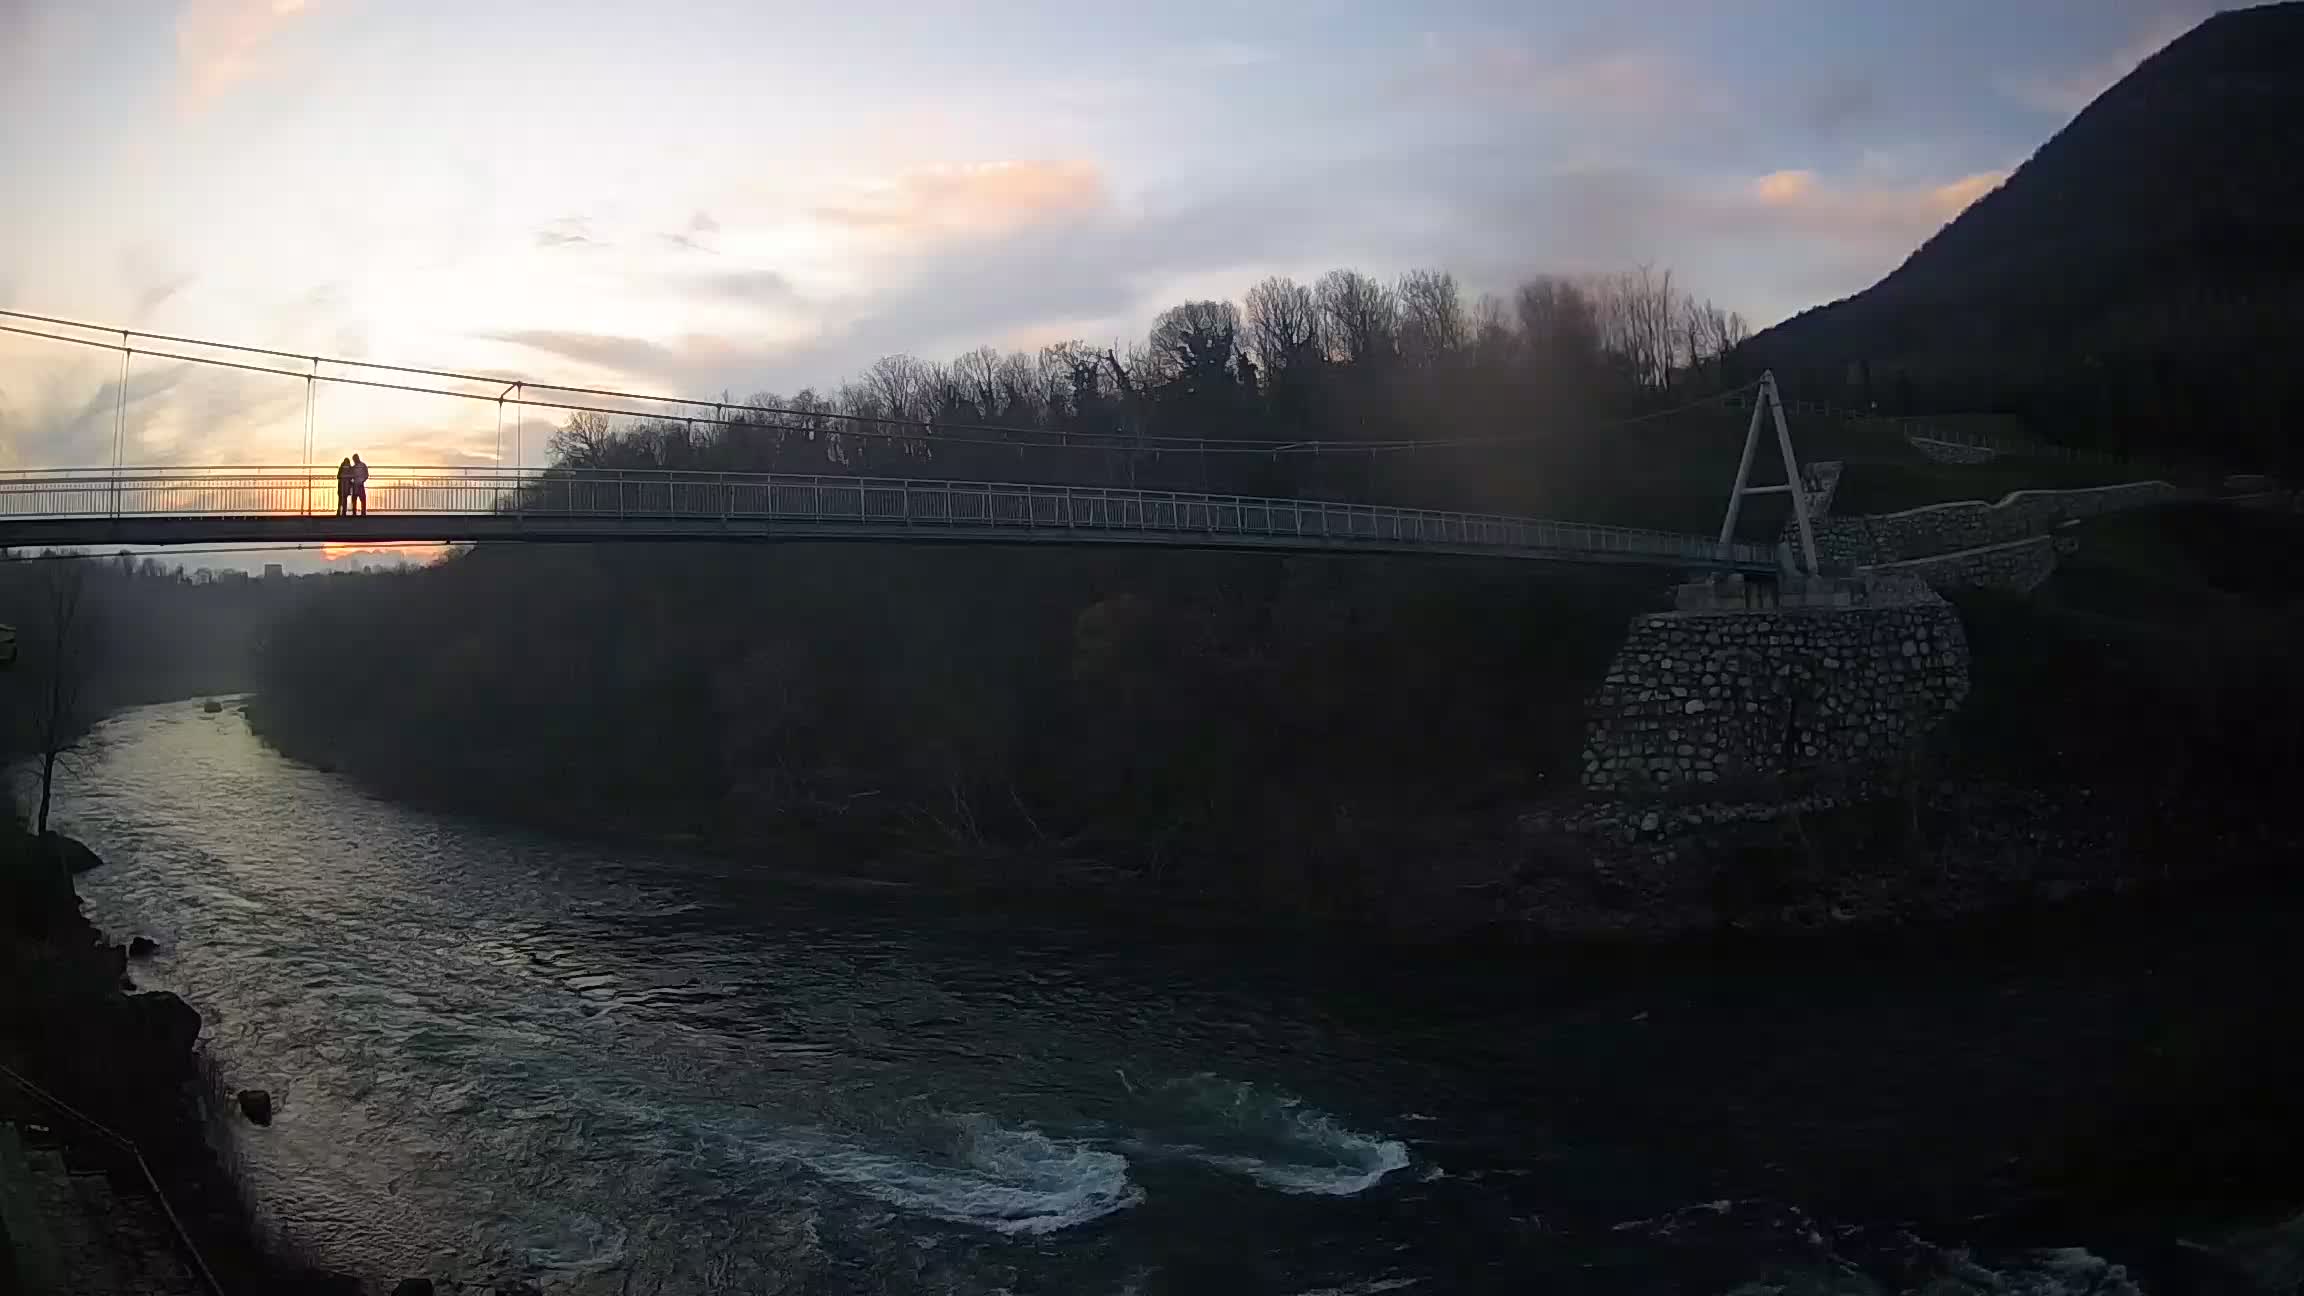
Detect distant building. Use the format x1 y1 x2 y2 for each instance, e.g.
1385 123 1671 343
263 563 285 580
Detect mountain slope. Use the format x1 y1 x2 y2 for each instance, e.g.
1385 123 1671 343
1744 2 2304 468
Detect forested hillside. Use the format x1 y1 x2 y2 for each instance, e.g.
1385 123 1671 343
1742 3 2304 468
527 263 1794 531
0 555 289 825
249 542 1661 917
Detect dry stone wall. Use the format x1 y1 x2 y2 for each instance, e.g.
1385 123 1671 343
1908 437 2000 465
1581 600 1969 794
1866 535 2058 594
1808 479 2182 565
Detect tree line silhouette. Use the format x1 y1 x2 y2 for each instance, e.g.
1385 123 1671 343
532 265 1754 523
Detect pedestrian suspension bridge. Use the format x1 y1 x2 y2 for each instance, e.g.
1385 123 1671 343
0 311 1821 573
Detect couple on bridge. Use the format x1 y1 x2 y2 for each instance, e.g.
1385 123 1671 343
335 455 370 516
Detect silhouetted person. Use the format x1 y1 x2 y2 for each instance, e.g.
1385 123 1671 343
351 454 370 515
336 457 352 516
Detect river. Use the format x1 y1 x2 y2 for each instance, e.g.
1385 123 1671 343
44 701 2297 1293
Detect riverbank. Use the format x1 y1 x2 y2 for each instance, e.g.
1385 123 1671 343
54 701 2304 1294
241 507 2304 948
0 825 361 1294
240 678 2304 950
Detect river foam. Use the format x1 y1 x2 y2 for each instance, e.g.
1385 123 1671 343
735 1114 1143 1236
1127 1074 1414 1197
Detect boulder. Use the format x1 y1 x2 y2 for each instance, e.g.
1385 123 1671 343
237 1089 274 1126
41 833 104 875
124 992 202 1061
127 936 159 958
201 700 224 714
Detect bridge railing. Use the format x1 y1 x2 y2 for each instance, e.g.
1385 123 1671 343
0 467 1777 566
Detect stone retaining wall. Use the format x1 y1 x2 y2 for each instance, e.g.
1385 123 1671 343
1809 479 2182 565
1908 437 2000 465
2227 490 2298 513
1864 535 2058 594
1800 460 1843 519
1581 600 1969 794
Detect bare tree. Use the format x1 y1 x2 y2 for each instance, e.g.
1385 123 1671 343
1244 276 1321 378
1315 270 1398 366
1515 276 1604 386
548 410 620 467
1468 293 1516 368
864 354 938 432
29 562 91 839
1146 300 1243 388
1396 268 1468 370
949 346 1004 420
1591 265 1679 390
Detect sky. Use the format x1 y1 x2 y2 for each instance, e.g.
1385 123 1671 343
0 0 2233 564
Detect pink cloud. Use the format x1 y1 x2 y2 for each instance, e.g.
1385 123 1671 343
1743 167 2008 240
811 161 1110 244
175 0 315 108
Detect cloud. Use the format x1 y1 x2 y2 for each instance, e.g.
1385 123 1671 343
1745 167 2008 238
534 217 601 250
1176 41 1274 71
1803 75 1876 135
176 0 316 107
480 330 680 378
660 209 721 253
681 269 800 305
365 422 503 468
1398 43 1718 116
812 161 1109 243
0 2 40 83
2001 8 2208 114
456 137 2008 407
0 356 305 469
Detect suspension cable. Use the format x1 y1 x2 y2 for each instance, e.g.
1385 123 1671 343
1 309 1759 457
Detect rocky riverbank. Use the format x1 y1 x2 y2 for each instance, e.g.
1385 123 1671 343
235 703 2304 950
0 829 364 1294
1500 776 2300 941
1 820 359 1282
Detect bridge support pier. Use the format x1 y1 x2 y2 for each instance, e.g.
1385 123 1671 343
1718 372 1820 575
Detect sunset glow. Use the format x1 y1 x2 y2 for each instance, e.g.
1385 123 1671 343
2 0 2211 541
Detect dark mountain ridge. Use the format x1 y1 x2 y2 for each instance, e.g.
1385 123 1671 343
1744 2 2304 468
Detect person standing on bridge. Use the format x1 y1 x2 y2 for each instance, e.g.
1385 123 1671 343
336 457 353 516
351 453 371 515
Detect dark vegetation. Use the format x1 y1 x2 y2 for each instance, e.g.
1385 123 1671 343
0 561 343 1291
246 500 2304 927
1743 2 2304 471
1822 449 2162 516
532 264 1803 531
0 555 287 830
132 0 2304 924
1948 502 2304 819
0 824 356 1294
252 545 1665 917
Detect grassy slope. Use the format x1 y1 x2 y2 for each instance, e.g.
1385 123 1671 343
1948 501 2304 791
1829 455 2171 517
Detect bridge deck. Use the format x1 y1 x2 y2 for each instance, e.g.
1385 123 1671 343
0 468 1778 571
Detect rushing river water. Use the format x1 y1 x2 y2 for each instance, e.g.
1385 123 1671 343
43 702 2295 1293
